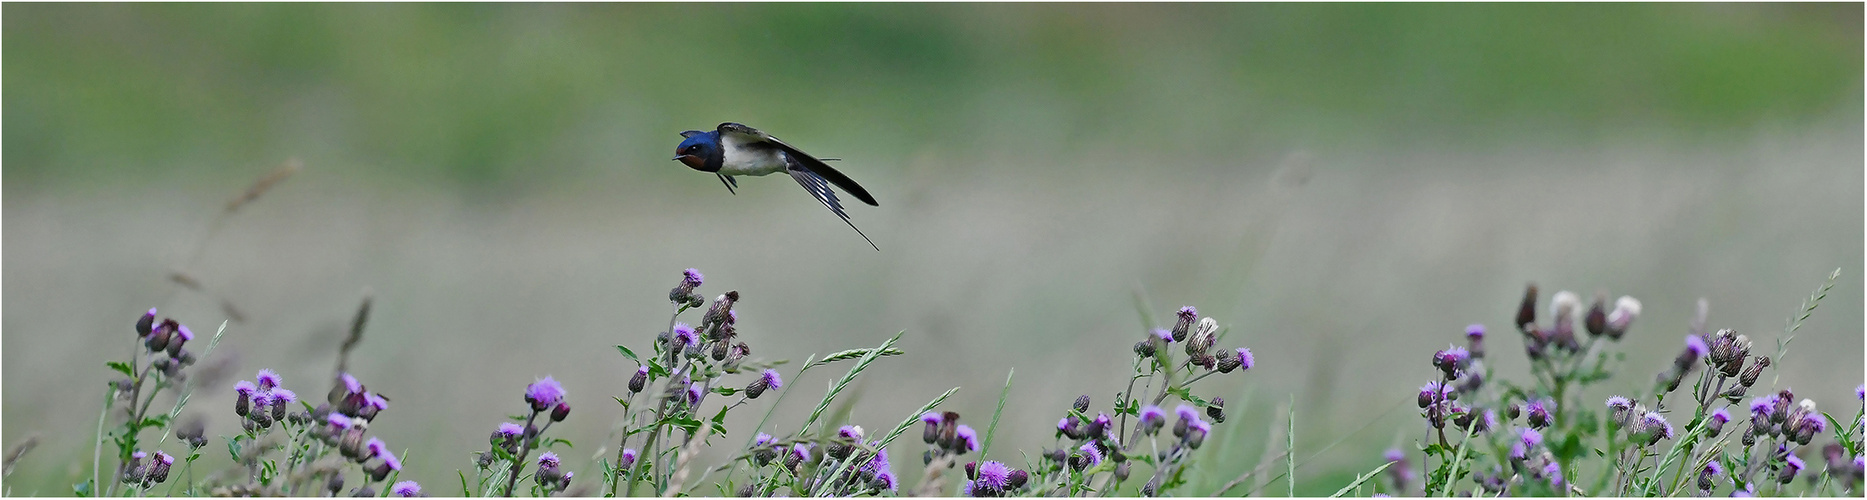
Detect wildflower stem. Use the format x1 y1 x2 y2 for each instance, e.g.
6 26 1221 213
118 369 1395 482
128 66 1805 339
502 410 542 497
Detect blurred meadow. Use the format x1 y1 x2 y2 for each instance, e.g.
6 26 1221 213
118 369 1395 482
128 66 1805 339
4 3 1863 495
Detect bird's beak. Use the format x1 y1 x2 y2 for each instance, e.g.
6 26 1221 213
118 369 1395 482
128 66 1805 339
671 156 683 161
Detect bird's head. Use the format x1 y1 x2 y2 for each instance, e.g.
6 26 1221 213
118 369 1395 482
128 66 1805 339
673 130 720 172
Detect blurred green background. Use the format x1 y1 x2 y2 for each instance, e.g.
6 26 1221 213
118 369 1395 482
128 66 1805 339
4 3 1861 495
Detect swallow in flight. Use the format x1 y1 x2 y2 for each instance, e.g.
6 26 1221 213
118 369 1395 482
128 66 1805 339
674 122 879 250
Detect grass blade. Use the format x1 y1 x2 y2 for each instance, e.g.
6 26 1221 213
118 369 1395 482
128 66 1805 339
798 331 905 438
979 369 1014 461
1329 461 1396 498
1287 393 1296 497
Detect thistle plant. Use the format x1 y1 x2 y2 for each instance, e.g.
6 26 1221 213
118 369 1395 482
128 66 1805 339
87 309 227 497
1396 271 1863 497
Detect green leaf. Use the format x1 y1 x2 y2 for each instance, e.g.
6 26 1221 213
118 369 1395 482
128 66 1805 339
1824 412 1857 456
648 359 671 379
73 479 95 497
1552 434 1585 462
106 361 134 378
615 345 639 363
1330 461 1397 497
713 386 740 396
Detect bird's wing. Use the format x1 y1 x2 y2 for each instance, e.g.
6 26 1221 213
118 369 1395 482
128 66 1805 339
717 123 878 206
788 163 879 251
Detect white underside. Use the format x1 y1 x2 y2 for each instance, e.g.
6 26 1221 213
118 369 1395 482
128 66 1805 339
719 134 789 177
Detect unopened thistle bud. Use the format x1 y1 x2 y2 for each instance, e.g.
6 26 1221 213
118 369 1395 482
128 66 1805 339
670 268 704 304
1073 395 1091 414
551 402 571 422
1207 398 1226 423
1216 349 1242 373
1584 293 1607 337
1515 284 1538 332
1779 453 1804 484
1058 415 1084 440
1739 356 1769 387
1133 340 1155 358
1606 396 1634 427
135 308 157 338
1086 413 1111 440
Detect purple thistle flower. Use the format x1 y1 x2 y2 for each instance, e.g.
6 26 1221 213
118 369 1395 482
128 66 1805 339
1519 427 1543 449
1384 448 1405 463
1510 442 1528 461
251 392 273 408
673 323 698 347
1798 413 1826 434
365 392 389 410
1526 399 1553 428
1710 408 1731 425
391 481 420 497
1092 412 1112 429
327 414 354 429
538 451 560 469
1151 328 1172 343
1857 384 1864 400
955 425 979 453
862 448 891 474
921 412 943 425
1606 396 1631 410
838 425 863 440
683 268 704 287
790 443 813 464
1077 442 1103 466
234 380 257 396
340 373 363 395
365 437 389 460
1480 409 1499 432
684 383 704 405
1784 452 1805 472
1057 416 1074 432
1236 347 1254 370
132 450 147 460
1175 404 1200 422
497 422 523 437
155 450 174 465
1749 395 1775 416
760 369 783 390
1642 412 1673 440
1440 345 1470 367
1703 461 1724 478
382 453 403 472
175 324 193 341
1466 324 1485 340
526 376 567 408
755 433 774 446
1178 306 1198 320
137 308 158 337
1187 417 1212 447
1684 335 1709 358
255 369 282 391
271 389 297 404
876 470 898 492
960 481 975 497
1139 405 1167 434
977 461 1011 490
620 448 639 469
1543 462 1563 486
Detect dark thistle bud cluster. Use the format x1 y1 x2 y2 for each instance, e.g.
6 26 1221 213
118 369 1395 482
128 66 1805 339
922 411 977 458
119 450 175 487
234 369 302 432
1382 449 1419 494
1514 284 1637 361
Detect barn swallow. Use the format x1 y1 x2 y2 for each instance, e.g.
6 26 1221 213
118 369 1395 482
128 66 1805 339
674 122 879 250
